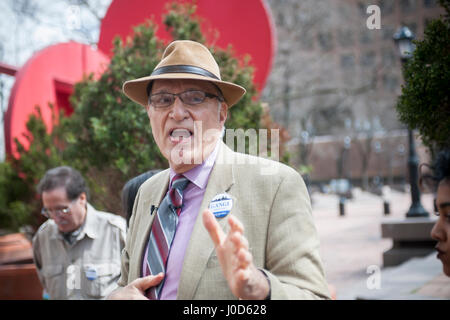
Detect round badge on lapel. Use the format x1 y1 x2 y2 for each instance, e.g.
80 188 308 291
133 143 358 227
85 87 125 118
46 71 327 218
209 193 233 218
85 267 97 281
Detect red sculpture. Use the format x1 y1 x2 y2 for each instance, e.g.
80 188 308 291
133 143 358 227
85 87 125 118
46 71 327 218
4 42 109 156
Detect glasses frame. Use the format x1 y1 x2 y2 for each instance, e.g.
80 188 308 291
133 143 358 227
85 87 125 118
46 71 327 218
148 90 224 109
41 199 76 219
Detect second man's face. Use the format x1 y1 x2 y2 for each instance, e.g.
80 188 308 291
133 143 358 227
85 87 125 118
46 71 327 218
42 187 87 233
146 79 228 173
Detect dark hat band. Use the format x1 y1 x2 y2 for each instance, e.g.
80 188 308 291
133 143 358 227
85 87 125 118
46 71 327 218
151 65 220 80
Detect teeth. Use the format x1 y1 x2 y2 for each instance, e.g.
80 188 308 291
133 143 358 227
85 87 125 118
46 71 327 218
171 129 192 138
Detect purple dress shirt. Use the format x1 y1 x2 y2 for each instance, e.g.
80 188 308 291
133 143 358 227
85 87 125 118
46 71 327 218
142 141 220 299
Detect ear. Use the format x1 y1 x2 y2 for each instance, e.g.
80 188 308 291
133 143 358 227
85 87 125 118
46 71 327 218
219 102 228 125
79 192 87 204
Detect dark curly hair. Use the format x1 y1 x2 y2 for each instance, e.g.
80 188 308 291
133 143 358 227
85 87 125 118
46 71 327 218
431 150 450 184
121 170 161 227
420 149 450 212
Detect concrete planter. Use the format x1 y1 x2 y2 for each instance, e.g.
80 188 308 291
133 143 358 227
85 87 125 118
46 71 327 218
0 233 43 299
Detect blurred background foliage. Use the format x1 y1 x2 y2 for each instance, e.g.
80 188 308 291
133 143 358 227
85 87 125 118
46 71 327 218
396 0 450 156
0 2 288 233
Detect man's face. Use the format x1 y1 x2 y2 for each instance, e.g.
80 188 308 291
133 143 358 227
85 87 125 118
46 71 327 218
42 187 87 233
146 79 228 173
431 179 450 277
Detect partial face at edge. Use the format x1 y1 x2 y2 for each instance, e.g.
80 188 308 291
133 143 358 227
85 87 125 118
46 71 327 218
431 179 450 277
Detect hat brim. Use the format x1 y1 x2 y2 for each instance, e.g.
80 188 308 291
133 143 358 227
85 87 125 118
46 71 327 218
123 73 246 108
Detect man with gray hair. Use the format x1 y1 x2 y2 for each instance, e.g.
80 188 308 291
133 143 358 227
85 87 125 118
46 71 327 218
32 166 126 299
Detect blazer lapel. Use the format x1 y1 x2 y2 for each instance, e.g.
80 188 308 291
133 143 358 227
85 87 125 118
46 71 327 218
130 169 170 281
177 141 236 299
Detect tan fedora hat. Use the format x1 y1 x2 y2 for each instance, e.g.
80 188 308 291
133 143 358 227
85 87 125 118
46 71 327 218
122 40 246 108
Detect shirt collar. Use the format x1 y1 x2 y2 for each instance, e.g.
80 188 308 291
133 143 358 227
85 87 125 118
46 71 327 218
169 139 221 190
81 203 99 240
51 203 98 242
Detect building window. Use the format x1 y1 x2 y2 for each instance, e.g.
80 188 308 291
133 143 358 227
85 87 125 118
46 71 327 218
299 32 315 50
318 32 334 52
378 0 395 15
382 48 397 67
361 51 376 67
358 1 370 17
405 22 418 35
423 0 437 8
360 28 374 44
337 29 354 47
382 25 396 40
401 0 417 13
383 73 398 92
341 54 356 69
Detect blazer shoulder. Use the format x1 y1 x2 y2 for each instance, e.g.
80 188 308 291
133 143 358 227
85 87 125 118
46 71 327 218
231 150 301 181
139 168 170 194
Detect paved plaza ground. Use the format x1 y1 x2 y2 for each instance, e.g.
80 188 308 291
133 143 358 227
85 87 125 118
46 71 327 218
310 188 447 299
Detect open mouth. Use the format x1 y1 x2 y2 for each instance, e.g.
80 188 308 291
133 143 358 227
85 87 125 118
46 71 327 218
436 247 446 258
169 128 193 143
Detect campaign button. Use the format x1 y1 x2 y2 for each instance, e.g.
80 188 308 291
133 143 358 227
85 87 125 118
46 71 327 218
85 268 97 281
209 193 233 218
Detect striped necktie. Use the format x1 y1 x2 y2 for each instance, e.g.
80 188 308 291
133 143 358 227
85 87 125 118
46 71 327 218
146 174 190 299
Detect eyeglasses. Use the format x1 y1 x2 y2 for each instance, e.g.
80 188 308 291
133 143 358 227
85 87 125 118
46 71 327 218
149 90 224 109
41 201 75 219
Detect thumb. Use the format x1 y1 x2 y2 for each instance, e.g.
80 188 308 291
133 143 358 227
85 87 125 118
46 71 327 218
132 273 164 292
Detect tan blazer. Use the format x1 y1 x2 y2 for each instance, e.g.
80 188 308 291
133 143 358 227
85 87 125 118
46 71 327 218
118 141 330 299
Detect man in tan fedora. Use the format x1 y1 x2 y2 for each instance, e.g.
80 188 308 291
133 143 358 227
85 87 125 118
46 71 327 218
108 40 330 300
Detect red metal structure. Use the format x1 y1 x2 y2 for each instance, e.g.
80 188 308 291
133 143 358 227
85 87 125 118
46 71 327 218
98 0 276 92
4 42 109 156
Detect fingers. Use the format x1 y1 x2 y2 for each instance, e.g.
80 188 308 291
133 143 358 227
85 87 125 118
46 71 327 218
237 247 252 269
228 214 244 233
231 231 249 251
202 209 226 247
132 273 164 292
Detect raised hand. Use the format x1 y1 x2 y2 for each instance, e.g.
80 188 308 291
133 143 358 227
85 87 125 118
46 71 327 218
202 209 269 300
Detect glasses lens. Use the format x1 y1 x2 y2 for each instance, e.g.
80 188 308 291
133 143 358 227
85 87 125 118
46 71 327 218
151 93 174 108
41 206 71 218
181 91 206 105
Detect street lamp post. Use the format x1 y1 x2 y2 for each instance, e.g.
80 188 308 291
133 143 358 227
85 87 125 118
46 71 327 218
393 26 429 218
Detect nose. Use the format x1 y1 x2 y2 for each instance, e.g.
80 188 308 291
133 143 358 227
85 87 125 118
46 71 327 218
169 96 190 121
431 218 445 242
52 213 64 224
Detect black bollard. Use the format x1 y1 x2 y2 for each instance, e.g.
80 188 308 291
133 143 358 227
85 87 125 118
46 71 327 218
383 200 390 215
339 197 346 216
